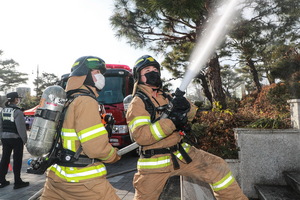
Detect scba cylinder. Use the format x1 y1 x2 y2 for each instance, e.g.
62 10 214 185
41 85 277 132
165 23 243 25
123 94 133 112
26 85 66 157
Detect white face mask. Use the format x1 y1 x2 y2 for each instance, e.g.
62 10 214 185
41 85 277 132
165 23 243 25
93 73 105 90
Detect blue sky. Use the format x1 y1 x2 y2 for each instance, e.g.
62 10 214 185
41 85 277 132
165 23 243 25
0 0 163 89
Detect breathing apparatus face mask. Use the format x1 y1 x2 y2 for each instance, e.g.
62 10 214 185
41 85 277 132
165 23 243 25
93 73 105 90
144 71 162 88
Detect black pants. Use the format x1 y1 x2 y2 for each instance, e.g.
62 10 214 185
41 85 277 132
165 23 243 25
0 138 24 183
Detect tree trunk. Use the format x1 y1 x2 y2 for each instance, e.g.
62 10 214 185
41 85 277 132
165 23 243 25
246 58 262 93
207 53 227 109
266 71 275 85
196 73 213 105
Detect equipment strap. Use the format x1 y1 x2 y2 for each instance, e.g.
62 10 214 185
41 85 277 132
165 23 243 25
135 90 172 123
136 90 192 169
171 152 180 170
142 148 173 157
178 143 192 164
141 144 180 170
141 142 192 170
57 157 101 167
35 109 60 122
50 89 99 167
135 91 156 122
27 89 101 174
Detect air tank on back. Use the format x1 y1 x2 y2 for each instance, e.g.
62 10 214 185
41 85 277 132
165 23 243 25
26 85 66 157
123 94 133 113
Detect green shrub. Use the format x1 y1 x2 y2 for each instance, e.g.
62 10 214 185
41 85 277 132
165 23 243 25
190 110 242 159
267 83 291 113
190 83 292 159
247 115 290 129
288 82 300 99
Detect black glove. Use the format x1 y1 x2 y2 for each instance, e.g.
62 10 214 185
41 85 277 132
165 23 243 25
168 110 188 130
171 95 190 113
167 89 190 130
103 113 115 125
102 113 115 137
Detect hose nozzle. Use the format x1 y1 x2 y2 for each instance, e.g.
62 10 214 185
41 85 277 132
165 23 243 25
174 88 185 97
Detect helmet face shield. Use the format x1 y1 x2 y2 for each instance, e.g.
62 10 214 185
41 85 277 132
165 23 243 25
70 56 106 77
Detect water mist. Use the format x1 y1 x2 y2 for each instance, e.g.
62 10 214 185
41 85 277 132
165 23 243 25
179 0 240 92
117 0 242 156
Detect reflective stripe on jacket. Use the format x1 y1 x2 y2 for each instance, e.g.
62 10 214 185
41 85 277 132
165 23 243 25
128 116 167 141
48 86 119 183
61 123 107 152
126 84 197 170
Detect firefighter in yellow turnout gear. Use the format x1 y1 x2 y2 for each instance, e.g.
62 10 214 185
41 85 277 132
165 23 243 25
41 56 121 200
126 55 248 200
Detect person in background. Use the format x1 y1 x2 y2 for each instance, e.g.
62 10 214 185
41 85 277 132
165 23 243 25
126 55 248 200
0 92 29 189
40 56 121 200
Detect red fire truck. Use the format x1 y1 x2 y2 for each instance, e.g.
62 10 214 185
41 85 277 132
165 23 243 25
97 64 134 148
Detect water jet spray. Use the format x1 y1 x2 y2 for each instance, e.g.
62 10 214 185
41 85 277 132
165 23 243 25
118 0 241 156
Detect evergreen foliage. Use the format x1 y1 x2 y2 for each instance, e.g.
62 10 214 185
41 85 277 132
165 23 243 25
0 50 28 91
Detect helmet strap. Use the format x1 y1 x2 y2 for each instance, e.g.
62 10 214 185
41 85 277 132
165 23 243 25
84 85 97 96
83 71 95 87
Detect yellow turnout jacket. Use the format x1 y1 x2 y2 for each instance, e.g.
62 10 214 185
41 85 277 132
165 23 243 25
47 86 119 183
126 84 197 170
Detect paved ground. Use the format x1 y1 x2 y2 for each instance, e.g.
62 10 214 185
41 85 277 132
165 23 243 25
0 143 138 200
0 142 181 200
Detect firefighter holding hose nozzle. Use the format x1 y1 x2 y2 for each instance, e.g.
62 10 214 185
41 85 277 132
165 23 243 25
126 55 248 200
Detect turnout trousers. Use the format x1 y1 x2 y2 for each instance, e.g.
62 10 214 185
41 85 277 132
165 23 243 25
41 176 120 200
133 147 248 200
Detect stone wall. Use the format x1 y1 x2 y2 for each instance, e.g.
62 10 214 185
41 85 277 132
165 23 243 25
288 99 300 129
181 129 300 199
181 99 300 199
235 128 300 198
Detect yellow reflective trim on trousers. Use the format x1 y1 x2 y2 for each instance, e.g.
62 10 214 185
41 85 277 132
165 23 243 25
49 163 107 182
100 146 115 161
77 124 107 143
211 171 235 191
128 116 151 133
137 156 171 169
174 142 191 160
150 121 166 141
